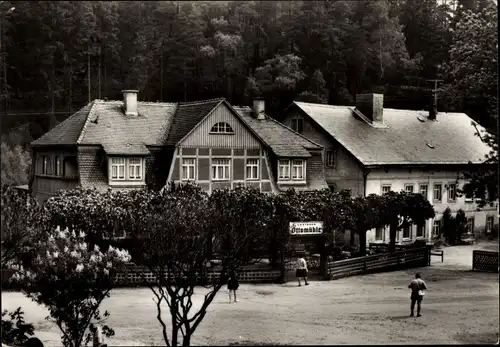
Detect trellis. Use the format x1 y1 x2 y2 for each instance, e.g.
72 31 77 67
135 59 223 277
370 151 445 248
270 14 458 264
472 250 499 273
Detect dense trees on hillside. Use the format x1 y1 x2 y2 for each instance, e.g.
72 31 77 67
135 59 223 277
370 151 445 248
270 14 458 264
0 0 497 195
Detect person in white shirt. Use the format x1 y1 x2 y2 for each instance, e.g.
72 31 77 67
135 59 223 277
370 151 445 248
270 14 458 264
295 255 309 286
408 272 428 317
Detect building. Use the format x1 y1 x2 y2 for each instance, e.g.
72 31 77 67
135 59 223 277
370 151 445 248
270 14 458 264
30 91 327 201
281 93 498 243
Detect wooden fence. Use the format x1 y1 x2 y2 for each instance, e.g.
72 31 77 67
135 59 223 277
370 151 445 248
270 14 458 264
472 250 499 273
326 247 431 280
113 264 281 286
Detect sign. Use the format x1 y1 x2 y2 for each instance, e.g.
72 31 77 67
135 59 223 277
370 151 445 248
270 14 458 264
289 221 324 236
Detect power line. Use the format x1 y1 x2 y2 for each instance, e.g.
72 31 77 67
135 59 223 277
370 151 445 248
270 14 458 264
2 111 71 116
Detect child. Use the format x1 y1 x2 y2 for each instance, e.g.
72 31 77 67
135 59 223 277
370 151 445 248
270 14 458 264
296 255 309 287
228 270 239 303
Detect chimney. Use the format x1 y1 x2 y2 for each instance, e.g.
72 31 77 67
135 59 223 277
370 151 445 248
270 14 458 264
355 93 384 124
253 99 266 120
428 98 437 120
122 90 138 116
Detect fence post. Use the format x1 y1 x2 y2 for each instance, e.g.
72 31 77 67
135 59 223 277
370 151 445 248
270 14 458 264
472 250 476 271
364 258 367 273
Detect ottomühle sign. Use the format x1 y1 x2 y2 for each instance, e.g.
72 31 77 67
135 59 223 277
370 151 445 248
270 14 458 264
289 221 324 235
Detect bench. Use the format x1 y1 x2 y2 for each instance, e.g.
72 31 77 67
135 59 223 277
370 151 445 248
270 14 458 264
430 249 444 262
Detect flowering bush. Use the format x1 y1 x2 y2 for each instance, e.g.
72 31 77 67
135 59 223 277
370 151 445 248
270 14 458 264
8 226 131 347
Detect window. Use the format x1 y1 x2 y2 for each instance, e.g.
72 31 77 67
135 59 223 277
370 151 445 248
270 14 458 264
375 227 384 241
432 220 441 236
291 117 304 133
110 157 125 180
381 185 391 195
182 158 196 181
419 184 428 200
326 150 335 167
447 183 456 202
210 122 234 134
292 160 305 180
416 224 425 238
278 160 290 180
246 159 259 180
42 156 49 174
128 158 142 180
405 184 414 193
433 183 442 202
212 159 230 180
55 156 61 176
403 225 411 239
464 194 474 203
486 216 494 234
466 217 474 234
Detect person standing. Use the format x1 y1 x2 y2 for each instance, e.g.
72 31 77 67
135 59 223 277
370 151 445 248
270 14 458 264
228 269 239 303
296 255 309 286
408 272 428 317
89 323 106 347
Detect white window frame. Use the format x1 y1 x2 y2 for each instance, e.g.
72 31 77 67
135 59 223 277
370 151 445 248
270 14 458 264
375 227 384 241
110 157 126 180
246 159 259 180
182 158 196 181
432 221 440 237
486 216 494 234
210 122 234 134
326 150 335 167
278 159 291 180
433 183 442 202
291 117 304 133
212 158 230 181
404 184 414 194
419 184 428 200
466 217 475 234
447 183 457 202
128 158 143 180
381 184 391 195
291 159 305 180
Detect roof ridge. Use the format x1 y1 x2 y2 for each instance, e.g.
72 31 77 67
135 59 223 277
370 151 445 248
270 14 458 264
178 98 225 106
77 101 97 144
295 101 353 108
266 116 323 149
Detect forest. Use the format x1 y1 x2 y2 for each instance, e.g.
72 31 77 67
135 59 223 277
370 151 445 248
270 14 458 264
0 0 498 186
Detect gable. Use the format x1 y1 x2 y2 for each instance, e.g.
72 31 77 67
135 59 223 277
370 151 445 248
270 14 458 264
179 103 261 148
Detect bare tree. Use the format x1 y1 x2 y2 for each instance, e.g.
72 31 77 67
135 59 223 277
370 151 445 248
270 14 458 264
133 184 271 347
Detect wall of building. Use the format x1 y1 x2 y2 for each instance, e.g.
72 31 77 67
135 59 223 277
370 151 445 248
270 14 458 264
365 167 499 245
32 148 80 201
281 107 365 195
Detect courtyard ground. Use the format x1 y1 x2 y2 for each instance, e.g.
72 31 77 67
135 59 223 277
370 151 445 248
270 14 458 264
2 241 498 345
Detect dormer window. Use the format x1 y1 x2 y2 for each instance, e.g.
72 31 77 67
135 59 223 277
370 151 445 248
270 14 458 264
210 122 234 134
278 159 306 182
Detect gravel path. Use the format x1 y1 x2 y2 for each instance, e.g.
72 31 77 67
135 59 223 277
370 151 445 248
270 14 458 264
2 242 498 346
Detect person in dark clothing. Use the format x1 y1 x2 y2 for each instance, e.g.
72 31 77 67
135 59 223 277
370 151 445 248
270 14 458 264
227 270 239 303
408 272 428 317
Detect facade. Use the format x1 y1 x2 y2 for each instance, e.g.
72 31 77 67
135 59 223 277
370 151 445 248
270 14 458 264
30 92 327 201
281 93 498 242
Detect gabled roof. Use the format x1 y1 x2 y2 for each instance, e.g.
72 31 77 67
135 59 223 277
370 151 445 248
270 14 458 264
233 106 323 158
293 101 492 166
31 102 94 146
31 100 177 151
165 99 224 146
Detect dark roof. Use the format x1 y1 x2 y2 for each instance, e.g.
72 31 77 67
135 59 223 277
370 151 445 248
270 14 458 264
233 106 323 158
31 102 94 146
165 99 224 146
293 101 492 166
